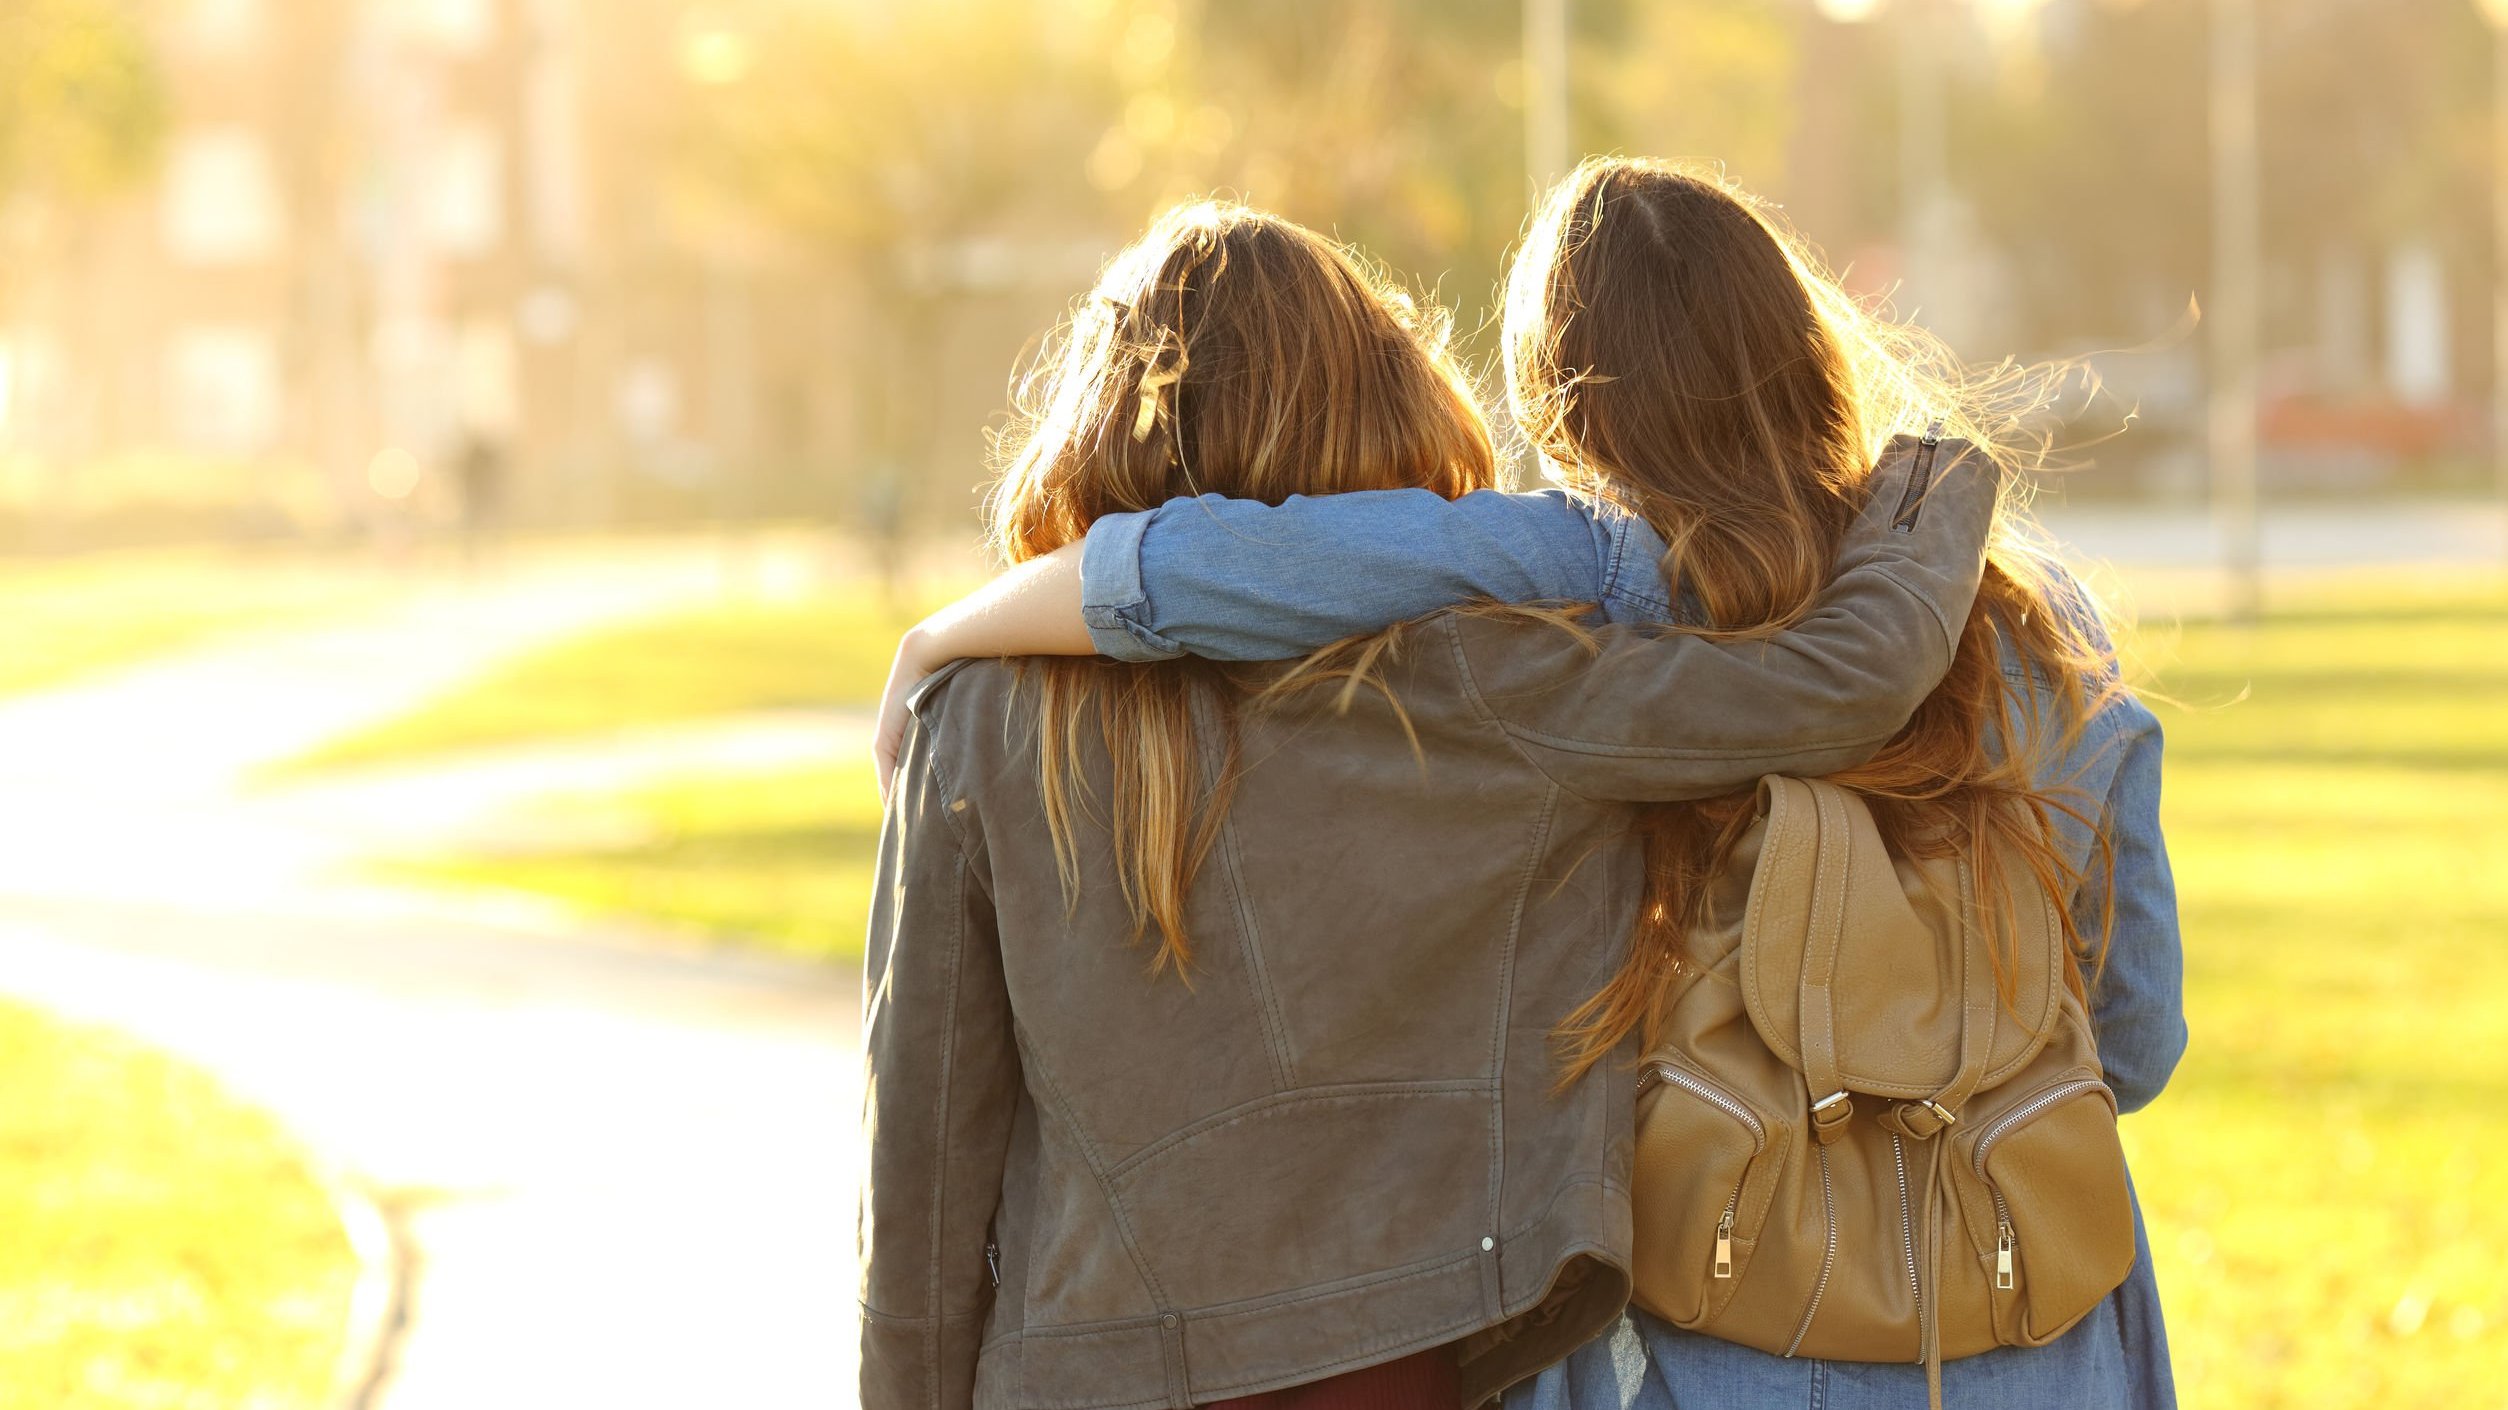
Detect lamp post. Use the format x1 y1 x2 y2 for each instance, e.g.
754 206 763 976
2208 0 2261 623
1524 0 1570 194
2480 0 2508 558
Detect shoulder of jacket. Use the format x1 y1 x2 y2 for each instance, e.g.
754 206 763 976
905 657 1026 756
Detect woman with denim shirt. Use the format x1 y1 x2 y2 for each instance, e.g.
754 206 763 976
879 162 2186 1410
1058 471 2185 1410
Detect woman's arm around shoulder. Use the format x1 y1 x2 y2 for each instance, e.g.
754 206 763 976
872 489 1609 792
1447 436 2003 802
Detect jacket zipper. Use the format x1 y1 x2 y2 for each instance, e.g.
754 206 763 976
1970 1078 2110 1294
1639 1062 1766 1281
984 1240 1001 1288
1782 1142 1839 1356
1892 421 1947 534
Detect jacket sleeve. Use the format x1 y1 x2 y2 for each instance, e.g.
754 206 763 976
1445 438 1999 802
858 703 1018 1410
1078 487 1613 662
2073 697 2189 1115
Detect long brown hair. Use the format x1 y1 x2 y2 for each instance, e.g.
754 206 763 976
989 200 1498 974
1511 160 2123 1083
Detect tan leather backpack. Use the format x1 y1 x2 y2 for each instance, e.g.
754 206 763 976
1629 776 2137 1405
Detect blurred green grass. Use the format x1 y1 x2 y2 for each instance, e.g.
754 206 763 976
384 753 885 962
361 572 2508 1407
277 591 935 775
0 999 357 1408
2116 584 2508 1409
277 584 958 777
0 549 371 696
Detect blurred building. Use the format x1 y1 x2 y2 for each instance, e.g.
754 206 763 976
2 0 2496 543
0 0 871 540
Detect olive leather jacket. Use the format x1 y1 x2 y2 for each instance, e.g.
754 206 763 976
860 441 2000 1410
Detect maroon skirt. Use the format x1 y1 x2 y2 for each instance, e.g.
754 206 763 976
1202 1347 1458 1410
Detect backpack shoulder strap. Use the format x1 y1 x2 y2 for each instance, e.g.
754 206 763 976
1878 849 1997 1141
1774 776 1859 1143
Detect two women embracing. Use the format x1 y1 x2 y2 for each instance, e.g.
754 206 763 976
857 157 2186 1410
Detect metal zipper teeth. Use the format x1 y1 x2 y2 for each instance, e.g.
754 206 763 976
1891 1133 1920 1312
1782 1143 1840 1357
1970 1079 2111 1176
1639 1063 1768 1149
1891 420 1948 533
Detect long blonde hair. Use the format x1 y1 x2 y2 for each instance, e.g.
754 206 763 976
988 200 1498 974
1508 160 2123 1083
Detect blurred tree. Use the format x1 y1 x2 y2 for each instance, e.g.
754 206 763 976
673 0 1138 527
679 0 1813 502
1957 0 2489 360
1953 0 2212 348
0 0 164 208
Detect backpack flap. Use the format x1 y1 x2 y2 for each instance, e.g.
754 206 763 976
1737 776 2063 1109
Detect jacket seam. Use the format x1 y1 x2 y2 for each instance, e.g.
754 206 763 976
1007 1014 1178 1314
991 1248 1479 1343
1496 719 1900 764
1214 814 1298 1091
924 851 968 1410
1500 1172 1631 1242
859 1303 990 1327
1863 561 1960 659
1440 616 1572 789
910 693 980 855
1483 781 1558 1309
1102 1080 1489 1181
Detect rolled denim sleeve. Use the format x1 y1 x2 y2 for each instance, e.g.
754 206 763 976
1078 505 1183 662
1077 488 1612 662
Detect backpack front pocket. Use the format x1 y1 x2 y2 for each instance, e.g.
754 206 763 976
1957 1078 2136 1348
1630 1060 1789 1328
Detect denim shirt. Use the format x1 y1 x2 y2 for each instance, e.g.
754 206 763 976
1080 486 2188 1410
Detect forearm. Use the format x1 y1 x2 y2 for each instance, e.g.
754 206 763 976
875 541 1090 796
904 540 1093 669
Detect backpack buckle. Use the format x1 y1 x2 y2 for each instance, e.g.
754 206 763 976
1809 1090 1855 1144
1883 1099 1960 1140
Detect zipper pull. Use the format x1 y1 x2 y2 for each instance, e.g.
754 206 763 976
1713 1209 1736 1280
985 1240 1002 1287
1921 418 1944 446
1995 1221 2015 1291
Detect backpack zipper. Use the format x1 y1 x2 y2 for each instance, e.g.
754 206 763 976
1782 1142 1839 1357
1638 1062 1769 1145
1970 1078 2110 1294
1971 1078 2111 1170
1891 1132 1921 1313
1891 421 1947 534
1639 1062 1766 1282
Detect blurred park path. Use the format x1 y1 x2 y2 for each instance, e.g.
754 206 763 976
0 540 866 1409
